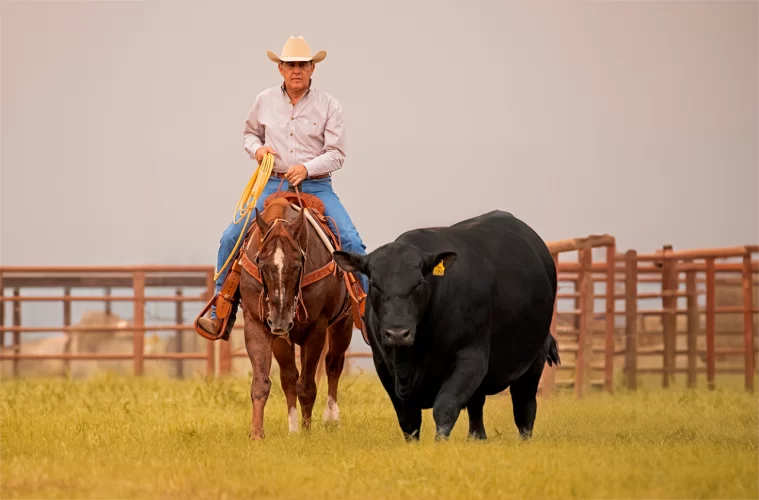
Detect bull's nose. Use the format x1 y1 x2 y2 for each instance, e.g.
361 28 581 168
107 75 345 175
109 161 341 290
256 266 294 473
384 328 411 341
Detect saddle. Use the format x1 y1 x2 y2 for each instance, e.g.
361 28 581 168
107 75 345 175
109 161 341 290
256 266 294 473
195 190 367 344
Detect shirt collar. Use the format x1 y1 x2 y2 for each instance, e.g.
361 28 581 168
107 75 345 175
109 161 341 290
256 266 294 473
281 79 312 98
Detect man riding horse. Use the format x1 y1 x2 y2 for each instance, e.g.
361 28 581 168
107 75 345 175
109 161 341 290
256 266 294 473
197 35 369 340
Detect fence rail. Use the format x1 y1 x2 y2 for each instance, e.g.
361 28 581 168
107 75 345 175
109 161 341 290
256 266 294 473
2 239 757 398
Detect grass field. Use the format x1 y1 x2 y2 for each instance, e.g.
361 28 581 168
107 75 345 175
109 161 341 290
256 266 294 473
1 373 757 499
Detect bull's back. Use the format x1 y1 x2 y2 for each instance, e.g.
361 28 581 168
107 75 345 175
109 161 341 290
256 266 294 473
400 210 553 284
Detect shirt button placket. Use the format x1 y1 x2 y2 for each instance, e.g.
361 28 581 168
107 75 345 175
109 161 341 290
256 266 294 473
289 115 294 166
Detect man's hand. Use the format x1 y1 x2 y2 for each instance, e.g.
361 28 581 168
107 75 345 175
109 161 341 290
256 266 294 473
284 164 308 186
254 146 277 163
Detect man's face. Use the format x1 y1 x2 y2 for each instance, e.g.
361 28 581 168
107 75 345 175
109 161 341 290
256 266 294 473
279 61 314 92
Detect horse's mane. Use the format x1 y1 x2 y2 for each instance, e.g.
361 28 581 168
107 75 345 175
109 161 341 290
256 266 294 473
261 197 293 225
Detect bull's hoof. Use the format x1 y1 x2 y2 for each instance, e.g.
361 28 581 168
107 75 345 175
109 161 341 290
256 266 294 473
467 431 487 441
434 431 451 442
403 430 420 442
518 430 533 441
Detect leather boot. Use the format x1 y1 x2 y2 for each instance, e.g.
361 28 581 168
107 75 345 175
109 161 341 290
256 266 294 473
197 317 222 338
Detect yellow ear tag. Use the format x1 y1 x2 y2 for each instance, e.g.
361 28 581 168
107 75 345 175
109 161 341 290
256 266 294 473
432 260 445 276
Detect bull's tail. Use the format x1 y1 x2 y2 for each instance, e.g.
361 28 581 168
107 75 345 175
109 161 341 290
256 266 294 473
546 333 561 367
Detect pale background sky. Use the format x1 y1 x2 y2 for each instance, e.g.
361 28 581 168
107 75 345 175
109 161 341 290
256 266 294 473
0 0 757 353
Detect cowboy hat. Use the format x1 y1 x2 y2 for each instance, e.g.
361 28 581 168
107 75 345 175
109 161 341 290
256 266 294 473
267 36 326 64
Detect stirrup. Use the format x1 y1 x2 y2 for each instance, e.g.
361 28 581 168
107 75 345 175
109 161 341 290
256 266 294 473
193 259 242 341
343 272 368 345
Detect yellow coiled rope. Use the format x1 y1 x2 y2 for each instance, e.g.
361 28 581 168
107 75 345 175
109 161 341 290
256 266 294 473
213 152 275 281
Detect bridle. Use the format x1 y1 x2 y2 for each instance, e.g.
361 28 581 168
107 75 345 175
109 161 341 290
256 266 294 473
239 182 360 342
254 215 310 336
252 182 315 340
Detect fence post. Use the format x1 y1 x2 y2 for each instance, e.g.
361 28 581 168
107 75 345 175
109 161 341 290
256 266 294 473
175 288 184 379
575 248 593 399
545 254 560 396
12 288 21 377
661 245 677 388
104 286 112 316
742 253 755 392
705 258 716 390
685 261 699 388
624 250 638 390
539 254 559 397
63 287 72 375
219 338 232 376
133 271 145 376
205 271 216 377
604 244 616 394
0 273 4 357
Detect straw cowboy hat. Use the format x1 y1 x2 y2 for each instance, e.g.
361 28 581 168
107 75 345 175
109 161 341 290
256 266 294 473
267 36 326 64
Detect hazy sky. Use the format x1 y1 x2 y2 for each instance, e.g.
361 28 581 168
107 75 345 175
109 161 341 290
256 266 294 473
1 1 757 348
2 0 757 267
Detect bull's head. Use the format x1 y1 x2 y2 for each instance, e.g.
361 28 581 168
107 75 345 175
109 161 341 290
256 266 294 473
254 207 308 336
334 243 456 347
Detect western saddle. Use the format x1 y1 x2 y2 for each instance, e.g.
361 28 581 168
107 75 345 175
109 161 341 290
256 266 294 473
194 190 368 344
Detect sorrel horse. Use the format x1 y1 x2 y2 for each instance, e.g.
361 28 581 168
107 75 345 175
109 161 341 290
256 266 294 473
238 192 355 440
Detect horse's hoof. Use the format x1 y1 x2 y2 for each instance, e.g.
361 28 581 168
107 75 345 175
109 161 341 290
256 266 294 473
322 398 340 424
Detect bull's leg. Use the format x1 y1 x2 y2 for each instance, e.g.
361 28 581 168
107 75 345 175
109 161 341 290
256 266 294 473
373 363 423 442
243 313 274 440
272 337 299 433
323 315 353 425
432 349 487 441
509 357 545 440
394 402 422 442
466 390 487 440
297 324 327 430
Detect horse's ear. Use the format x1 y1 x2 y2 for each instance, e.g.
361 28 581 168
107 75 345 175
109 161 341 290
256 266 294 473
255 208 268 237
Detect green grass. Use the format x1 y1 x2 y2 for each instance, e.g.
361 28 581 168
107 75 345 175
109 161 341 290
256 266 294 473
1 373 757 499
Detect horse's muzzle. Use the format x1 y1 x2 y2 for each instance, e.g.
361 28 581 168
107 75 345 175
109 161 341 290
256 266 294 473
267 317 294 335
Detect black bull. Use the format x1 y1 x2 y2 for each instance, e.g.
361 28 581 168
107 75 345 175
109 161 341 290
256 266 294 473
334 210 560 441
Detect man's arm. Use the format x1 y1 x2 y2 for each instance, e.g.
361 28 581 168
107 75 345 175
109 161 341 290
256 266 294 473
303 99 346 177
243 94 265 157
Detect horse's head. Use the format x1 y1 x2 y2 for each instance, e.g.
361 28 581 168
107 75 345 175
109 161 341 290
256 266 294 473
254 206 308 336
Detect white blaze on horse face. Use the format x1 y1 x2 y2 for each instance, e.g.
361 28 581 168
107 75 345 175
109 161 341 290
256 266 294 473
273 245 286 307
322 396 340 423
288 406 299 432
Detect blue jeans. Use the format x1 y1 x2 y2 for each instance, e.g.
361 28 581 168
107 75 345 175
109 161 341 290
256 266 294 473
212 176 368 318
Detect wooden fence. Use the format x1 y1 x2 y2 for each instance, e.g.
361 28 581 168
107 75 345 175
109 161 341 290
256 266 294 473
539 243 758 396
2 241 757 397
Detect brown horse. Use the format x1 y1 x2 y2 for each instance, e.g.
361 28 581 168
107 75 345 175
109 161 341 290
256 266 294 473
238 194 355 440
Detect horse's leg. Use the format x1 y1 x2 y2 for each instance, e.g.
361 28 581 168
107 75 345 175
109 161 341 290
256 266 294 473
243 308 273 440
272 337 299 433
323 314 353 425
297 323 328 431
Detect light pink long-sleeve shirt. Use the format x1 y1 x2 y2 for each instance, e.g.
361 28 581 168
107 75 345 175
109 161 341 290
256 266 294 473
243 83 346 177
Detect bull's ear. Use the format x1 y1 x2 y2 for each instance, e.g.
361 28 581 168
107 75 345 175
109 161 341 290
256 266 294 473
333 251 368 275
423 251 457 276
